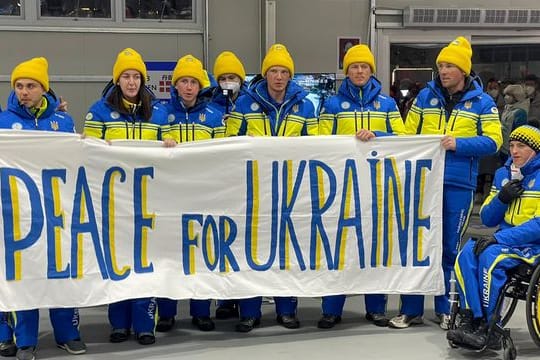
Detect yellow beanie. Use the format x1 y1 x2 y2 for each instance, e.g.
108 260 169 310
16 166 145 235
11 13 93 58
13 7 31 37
342 44 376 74
172 54 206 87
509 125 540 153
213 51 246 81
11 57 50 91
113 48 147 83
261 43 294 77
202 70 211 89
436 36 473 76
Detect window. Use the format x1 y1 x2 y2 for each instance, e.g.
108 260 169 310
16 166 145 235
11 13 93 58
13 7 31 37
40 0 112 18
125 0 193 20
0 0 20 16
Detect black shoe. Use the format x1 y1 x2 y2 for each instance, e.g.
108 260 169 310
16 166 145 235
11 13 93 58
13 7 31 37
0 340 16 357
449 319 501 351
317 314 342 329
235 317 261 333
137 332 156 346
156 316 176 332
276 314 300 329
192 316 215 331
365 313 389 327
461 322 502 350
109 328 130 343
446 310 478 346
216 305 239 320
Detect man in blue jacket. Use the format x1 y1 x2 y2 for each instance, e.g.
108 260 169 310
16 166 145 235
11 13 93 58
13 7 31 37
0 57 84 360
226 43 317 332
390 37 502 330
447 125 540 349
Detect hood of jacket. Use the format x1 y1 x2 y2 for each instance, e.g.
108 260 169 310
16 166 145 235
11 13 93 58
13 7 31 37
427 71 484 105
337 76 382 106
6 89 60 119
247 78 308 113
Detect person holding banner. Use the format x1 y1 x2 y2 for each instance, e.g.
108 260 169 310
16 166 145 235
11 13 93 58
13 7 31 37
0 57 84 360
225 43 318 332
317 44 406 329
207 50 247 320
447 125 540 349
390 36 503 330
154 54 223 334
84 48 175 346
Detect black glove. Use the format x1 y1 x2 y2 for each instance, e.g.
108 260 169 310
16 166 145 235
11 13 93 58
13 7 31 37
473 235 497 256
498 179 524 204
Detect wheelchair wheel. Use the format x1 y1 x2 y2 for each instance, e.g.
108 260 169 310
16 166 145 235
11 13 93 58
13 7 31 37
500 295 519 327
526 263 540 347
503 335 517 360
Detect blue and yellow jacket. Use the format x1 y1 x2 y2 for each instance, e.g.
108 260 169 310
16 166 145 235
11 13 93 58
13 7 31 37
0 91 75 133
225 79 318 137
480 154 540 248
319 76 405 135
84 85 171 141
165 86 225 143
405 76 502 190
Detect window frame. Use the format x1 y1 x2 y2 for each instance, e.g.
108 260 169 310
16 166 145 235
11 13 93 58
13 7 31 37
0 0 203 33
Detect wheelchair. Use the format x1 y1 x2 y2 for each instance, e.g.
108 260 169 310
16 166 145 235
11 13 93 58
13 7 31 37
448 261 540 360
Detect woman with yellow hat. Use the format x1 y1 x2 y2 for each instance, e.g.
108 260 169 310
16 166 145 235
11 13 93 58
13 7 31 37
84 48 175 347
448 124 540 350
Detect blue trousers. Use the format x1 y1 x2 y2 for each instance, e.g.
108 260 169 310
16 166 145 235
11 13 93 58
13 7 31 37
108 298 156 334
156 298 211 318
455 241 540 320
238 297 297 319
11 308 80 347
0 312 12 342
321 294 386 316
398 185 473 316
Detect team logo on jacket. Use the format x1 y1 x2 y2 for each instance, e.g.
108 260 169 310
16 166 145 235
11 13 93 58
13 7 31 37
11 122 22 130
464 101 472 109
199 113 206 122
374 100 380 110
50 121 59 131
292 104 299 113
501 178 509 186
167 114 175 123
85 112 93 121
528 179 536 188
341 101 351 110
251 102 260 111
111 111 120 119
491 107 498 113
430 98 439 106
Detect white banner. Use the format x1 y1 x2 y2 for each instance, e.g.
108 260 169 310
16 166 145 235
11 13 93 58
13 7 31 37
0 131 445 311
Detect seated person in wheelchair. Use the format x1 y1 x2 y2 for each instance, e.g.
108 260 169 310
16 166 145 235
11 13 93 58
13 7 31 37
447 125 540 350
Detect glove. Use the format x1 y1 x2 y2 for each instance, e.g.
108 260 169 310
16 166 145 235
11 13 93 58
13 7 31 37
473 235 497 256
497 179 524 204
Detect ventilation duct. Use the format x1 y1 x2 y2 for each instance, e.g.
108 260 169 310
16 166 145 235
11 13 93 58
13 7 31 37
403 7 540 28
